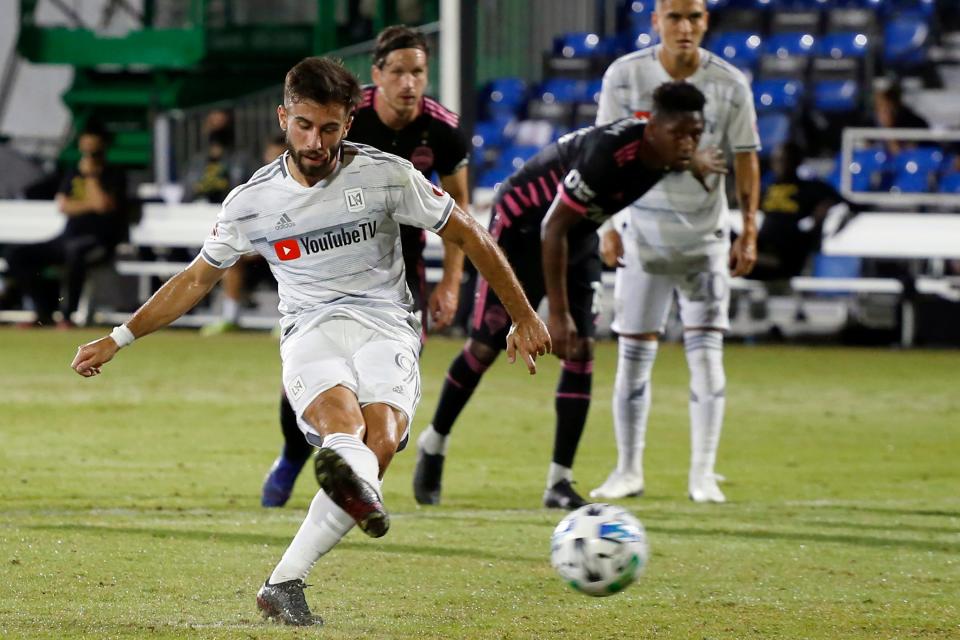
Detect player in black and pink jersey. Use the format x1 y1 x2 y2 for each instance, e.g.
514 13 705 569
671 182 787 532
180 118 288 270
413 81 726 509
261 26 471 508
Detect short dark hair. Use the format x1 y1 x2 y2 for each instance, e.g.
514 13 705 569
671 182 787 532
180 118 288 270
373 25 429 68
652 82 707 117
79 121 111 145
284 57 362 111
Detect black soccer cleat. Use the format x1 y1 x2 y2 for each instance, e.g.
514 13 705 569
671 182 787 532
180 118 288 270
543 479 588 510
256 579 323 626
314 447 390 538
412 448 445 505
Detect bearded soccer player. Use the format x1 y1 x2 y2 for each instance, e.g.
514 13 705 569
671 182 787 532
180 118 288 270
414 82 725 509
261 26 473 507
591 0 761 503
71 57 549 626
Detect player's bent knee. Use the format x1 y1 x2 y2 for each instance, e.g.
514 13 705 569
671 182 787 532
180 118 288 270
465 338 499 367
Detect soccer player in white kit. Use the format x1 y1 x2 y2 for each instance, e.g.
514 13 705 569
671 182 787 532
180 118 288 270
70 57 550 626
591 0 760 503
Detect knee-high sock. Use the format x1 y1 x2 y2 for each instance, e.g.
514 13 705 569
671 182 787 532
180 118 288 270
548 360 593 487
280 393 313 465
612 338 658 476
684 330 726 479
429 348 491 437
268 432 381 583
269 489 354 583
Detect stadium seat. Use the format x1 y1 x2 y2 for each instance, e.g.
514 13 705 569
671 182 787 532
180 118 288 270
812 253 862 279
883 12 929 66
707 31 763 70
813 80 860 112
476 164 514 189
753 79 805 112
756 113 791 158
537 78 583 105
938 172 960 194
817 32 870 59
763 32 817 58
481 77 528 121
553 32 608 59
471 120 509 153
497 144 541 171
889 147 943 192
828 148 888 192
509 119 556 147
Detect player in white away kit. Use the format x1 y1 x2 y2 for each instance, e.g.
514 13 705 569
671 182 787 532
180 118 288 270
70 57 550 627
592 0 760 503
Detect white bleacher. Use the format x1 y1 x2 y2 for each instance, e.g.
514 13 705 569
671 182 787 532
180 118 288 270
1 196 958 344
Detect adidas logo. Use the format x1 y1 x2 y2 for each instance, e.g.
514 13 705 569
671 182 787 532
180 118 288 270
275 213 295 231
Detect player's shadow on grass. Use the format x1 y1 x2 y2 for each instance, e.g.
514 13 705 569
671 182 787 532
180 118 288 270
646 524 959 554
25 523 542 563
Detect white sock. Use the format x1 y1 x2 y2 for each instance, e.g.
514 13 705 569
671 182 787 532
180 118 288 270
269 489 354 583
417 424 449 456
612 337 658 476
322 432 382 488
684 330 726 480
547 462 572 488
222 297 240 323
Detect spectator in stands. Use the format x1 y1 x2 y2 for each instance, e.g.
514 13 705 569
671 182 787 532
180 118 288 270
749 142 842 281
182 108 253 203
4 123 127 328
873 82 929 155
201 134 287 335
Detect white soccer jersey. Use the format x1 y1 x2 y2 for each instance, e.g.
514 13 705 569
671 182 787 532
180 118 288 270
597 46 760 264
200 143 454 341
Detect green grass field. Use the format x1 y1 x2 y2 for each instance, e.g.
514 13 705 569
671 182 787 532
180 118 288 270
1 327 958 639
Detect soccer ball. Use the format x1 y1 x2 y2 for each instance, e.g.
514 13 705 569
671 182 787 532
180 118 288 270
550 503 648 597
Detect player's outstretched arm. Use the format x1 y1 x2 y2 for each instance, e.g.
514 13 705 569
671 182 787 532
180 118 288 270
438 206 550 374
71 257 225 377
540 198 583 360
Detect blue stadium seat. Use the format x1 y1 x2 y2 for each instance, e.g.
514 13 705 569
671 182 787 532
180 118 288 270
883 12 929 65
763 32 817 58
537 78 584 105
828 148 888 192
817 32 870 59
481 77 528 120
756 113 791 157
553 32 609 59
471 120 509 153
889 147 943 192
753 79 805 112
707 31 763 70
938 172 960 194
498 144 541 171
813 80 860 112
583 79 604 105
812 254 862 280
476 164 514 189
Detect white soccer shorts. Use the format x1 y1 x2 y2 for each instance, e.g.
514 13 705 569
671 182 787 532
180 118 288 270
611 250 730 335
280 316 421 447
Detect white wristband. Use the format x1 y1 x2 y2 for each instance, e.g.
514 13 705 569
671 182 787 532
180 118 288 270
110 324 135 348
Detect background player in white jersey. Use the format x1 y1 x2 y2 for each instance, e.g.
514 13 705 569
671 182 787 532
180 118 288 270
592 0 760 503
69 57 550 627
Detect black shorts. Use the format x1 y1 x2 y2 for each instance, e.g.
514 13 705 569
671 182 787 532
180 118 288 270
469 217 601 351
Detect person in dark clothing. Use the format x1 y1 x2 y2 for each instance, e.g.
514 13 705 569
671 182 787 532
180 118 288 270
5 125 127 328
873 84 929 156
749 142 842 281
